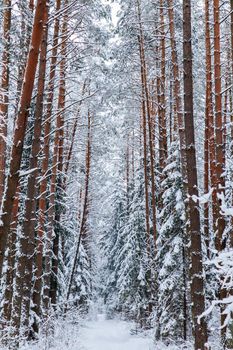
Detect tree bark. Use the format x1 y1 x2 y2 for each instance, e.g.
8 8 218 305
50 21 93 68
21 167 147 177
0 0 47 280
0 0 11 205
22 7 49 333
37 0 62 267
137 0 157 249
230 0 233 248
183 0 208 348
204 0 214 258
65 110 92 308
64 80 87 176
44 3 68 308
2 188 19 324
213 1 227 345
213 0 225 252
138 37 150 253
158 0 167 170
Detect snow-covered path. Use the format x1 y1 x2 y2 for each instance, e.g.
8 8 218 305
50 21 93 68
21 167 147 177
80 314 153 350
17 313 192 350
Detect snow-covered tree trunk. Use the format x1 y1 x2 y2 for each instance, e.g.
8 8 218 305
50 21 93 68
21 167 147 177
0 0 47 280
0 0 11 205
183 0 208 348
37 0 61 269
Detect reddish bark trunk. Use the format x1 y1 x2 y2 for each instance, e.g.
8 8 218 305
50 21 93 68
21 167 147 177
0 0 47 280
139 38 150 253
213 0 225 252
0 0 11 205
137 1 157 249
44 4 68 308
158 0 167 169
37 0 62 262
183 0 208 348
50 2 68 307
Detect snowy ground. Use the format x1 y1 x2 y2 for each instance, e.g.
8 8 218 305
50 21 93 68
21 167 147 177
79 314 153 350
15 313 153 350
15 312 196 350
0 312 219 350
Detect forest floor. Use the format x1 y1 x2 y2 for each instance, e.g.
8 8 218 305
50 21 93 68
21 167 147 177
79 313 153 350
17 312 195 350
17 313 153 350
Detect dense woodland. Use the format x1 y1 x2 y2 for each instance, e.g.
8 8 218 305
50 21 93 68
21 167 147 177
0 0 233 349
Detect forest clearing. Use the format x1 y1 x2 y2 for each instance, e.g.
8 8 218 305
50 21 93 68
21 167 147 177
0 0 233 349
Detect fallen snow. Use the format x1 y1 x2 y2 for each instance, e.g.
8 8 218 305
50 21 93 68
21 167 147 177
11 313 210 350
14 313 153 350
79 314 153 350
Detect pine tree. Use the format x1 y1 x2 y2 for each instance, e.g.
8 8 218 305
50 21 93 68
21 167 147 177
183 0 208 347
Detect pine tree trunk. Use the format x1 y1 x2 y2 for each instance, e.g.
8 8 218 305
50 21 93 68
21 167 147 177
2 188 19 324
0 0 47 280
50 3 68 307
203 0 213 258
64 80 87 175
0 0 11 205
11 6 49 338
203 109 210 257
139 38 150 253
137 0 157 248
167 5 188 335
22 8 49 332
230 0 233 248
158 0 167 170
167 0 187 198
213 0 225 251
65 110 92 307
37 0 61 271
25 7 49 333
213 1 227 345
15 0 34 111
183 0 208 348
126 134 130 209
44 5 68 309
205 0 217 249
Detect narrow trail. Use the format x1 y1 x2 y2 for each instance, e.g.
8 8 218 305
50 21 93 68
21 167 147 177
79 314 153 350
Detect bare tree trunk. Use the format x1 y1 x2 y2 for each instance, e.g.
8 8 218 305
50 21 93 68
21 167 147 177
2 188 19 324
139 38 150 253
203 0 214 258
0 0 47 280
213 1 227 345
167 0 187 194
126 133 130 209
15 0 34 112
64 80 87 175
65 110 92 307
213 0 225 252
230 0 233 249
167 3 188 336
50 2 68 307
203 107 210 257
137 0 157 248
37 0 61 270
23 7 49 333
43 3 68 309
183 0 208 348
158 0 167 170
21 9 49 333
0 0 11 205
